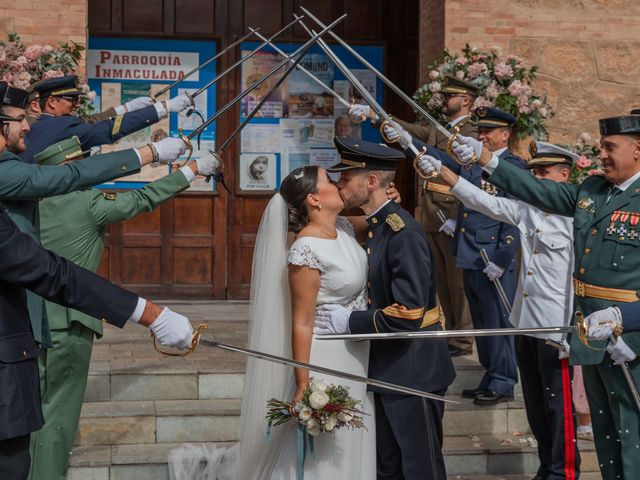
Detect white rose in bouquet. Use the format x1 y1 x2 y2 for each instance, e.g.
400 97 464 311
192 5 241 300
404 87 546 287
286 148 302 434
337 410 354 423
306 418 321 437
309 391 330 410
310 380 328 393
325 414 338 432
298 406 313 421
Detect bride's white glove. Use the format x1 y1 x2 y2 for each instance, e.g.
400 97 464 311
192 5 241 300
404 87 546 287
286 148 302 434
314 304 351 335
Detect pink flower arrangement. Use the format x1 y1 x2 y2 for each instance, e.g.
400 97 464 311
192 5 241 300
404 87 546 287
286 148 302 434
413 44 553 139
567 133 603 184
0 33 95 117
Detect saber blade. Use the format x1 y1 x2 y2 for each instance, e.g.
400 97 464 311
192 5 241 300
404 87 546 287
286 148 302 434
316 326 575 341
249 27 350 108
300 6 452 139
609 335 640 412
152 29 258 99
480 248 513 315
198 337 457 403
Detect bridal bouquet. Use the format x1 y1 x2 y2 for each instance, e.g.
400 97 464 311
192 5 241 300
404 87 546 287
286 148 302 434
266 378 366 437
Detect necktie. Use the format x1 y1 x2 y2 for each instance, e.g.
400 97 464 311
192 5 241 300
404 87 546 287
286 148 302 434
606 186 622 204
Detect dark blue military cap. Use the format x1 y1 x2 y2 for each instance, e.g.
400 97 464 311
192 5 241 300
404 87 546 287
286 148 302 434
0 81 24 123
2 85 29 109
29 74 83 100
599 115 640 136
328 137 404 172
476 106 516 129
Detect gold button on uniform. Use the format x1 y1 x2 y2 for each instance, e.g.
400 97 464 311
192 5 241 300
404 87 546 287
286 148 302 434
460 227 466 233
368 231 373 238
527 271 533 276
367 248 371 255
367 298 372 305
367 282 371 288
121 165 127 171
463 213 468 218
371 217 378 224
523 292 529 298
579 267 586 274
584 248 591 255
591 228 598 236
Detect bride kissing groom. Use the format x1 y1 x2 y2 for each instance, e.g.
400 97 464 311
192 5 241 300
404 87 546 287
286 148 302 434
238 137 455 480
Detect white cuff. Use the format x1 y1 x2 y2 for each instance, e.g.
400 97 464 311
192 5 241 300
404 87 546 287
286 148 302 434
128 297 147 323
114 104 126 116
450 176 474 197
154 102 168 119
134 148 143 166
180 164 196 182
482 153 500 174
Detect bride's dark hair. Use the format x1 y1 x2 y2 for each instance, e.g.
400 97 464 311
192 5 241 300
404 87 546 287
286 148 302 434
279 165 319 233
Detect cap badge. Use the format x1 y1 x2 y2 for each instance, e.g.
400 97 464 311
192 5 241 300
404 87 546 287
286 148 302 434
528 140 538 158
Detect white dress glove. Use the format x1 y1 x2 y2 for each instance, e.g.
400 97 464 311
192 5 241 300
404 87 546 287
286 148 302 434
115 96 154 114
154 94 193 118
416 154 442 177
149 307 194 350
585 306 622 340
348 103 375 123
483 261 505 281
438 218 457 237
314 304 351 335
607 337 637 365
153 137 186 164
558 339 571 360
382 121 413 150
451 134 483 164
195 151 222 177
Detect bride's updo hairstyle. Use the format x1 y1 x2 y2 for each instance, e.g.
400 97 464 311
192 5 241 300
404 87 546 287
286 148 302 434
279 165 319 233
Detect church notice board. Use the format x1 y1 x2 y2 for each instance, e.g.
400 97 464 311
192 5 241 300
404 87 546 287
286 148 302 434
87 37 217 192
237 41 384 194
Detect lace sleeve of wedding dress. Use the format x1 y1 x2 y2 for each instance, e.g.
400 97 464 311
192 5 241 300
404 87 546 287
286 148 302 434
288 241 323 271
238 193 294 480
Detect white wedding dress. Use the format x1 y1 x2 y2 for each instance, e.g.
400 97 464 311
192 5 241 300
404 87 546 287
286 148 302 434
238 196 376 480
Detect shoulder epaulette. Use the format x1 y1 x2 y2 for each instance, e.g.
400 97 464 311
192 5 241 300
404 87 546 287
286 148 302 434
386 213 405 232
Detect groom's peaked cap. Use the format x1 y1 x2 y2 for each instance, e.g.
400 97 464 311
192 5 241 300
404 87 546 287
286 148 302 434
328 137 404 172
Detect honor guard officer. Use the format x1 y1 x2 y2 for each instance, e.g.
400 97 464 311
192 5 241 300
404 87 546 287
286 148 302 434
387 107 524 405
22 74 191 163
25 77 154 125
452 114 640 480
418 142 581 479
0 96 193 480
349 75 479 357
315 138 455 479
0 80 185 348
28 139 220 480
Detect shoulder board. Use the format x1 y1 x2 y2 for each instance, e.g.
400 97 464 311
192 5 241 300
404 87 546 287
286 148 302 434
385 213 405 232
102 192 117 201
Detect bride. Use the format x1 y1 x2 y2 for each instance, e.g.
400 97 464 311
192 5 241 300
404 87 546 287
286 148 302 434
238 165 392 479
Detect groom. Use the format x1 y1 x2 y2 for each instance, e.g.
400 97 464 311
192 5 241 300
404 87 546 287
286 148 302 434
315 137 456 479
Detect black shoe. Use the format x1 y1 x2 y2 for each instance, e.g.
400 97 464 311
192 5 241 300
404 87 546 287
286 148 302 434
473 391 514 406
449 345 472 357
461 387 491 399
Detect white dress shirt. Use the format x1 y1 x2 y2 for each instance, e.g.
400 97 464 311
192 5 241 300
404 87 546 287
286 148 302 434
451 177 574 340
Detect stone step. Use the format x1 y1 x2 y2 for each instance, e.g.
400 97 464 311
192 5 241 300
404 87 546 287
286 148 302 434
75 395 532 447
67 435 599 480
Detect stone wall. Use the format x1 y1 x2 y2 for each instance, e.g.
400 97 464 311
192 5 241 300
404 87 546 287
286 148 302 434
0 0 88 71
419 0 640 143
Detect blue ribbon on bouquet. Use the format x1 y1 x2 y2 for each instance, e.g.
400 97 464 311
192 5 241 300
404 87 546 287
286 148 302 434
265 409 315 480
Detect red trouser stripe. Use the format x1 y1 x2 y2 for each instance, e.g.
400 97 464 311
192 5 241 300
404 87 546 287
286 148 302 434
561 358 576 480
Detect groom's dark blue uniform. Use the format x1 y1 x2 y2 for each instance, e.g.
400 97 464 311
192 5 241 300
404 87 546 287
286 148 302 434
330 138 456 480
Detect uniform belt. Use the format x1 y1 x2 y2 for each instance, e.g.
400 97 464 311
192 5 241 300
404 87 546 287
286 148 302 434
424 182 452 195
420 306 441 329
573 277 639 303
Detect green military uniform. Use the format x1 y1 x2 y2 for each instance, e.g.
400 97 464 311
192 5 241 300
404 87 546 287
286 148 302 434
29 140 191 480
0 147 141 347
485 127 640 479
395 115 477 354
